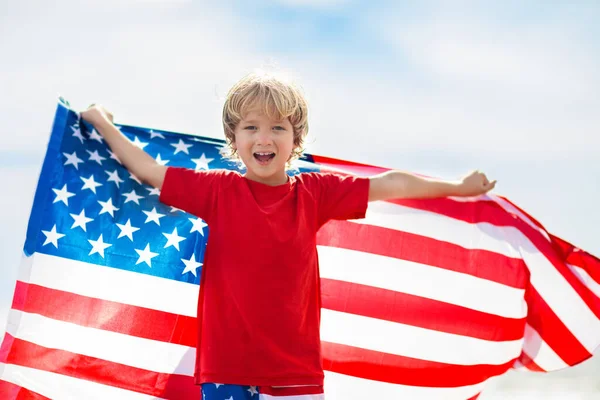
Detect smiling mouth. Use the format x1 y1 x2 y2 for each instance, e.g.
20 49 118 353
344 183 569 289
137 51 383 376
253 152 276 163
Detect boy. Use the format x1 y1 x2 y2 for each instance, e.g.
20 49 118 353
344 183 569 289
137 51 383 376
81 72 495 399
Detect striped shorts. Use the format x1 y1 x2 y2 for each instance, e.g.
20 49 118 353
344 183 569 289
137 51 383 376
201 383 325 400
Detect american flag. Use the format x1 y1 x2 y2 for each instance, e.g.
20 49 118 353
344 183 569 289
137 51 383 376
0 99 598 399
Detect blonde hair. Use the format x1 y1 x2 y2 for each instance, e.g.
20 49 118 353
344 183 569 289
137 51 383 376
222 71 309 163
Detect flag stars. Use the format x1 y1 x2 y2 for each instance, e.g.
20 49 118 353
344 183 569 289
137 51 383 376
132 136 148 150
80 174 103 194
155 153 169 166
129 173 143 185
69 209 94 232
63 151 84 169
135 243 159 267
116 219 140 241
149 130 165 139
163 228 186 250
88 234 112 258
98 197 119 217
147 187 161 196
88 129 103 143
87 149 107 165
52 184 75 205
107 149 121 164
192 153 214 171
41 225 65 248
248 386 258 396
71 124 85 143
122 189 144 205
106 169 124 188
171 139 193 155
189 217 207 236
181 254 202 277
143 207 165 226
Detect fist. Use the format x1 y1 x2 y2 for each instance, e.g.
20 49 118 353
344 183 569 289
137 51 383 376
80 104 114 127
459 170 496 196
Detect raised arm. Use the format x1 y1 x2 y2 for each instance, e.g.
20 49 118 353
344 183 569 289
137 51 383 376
368 170 496 202
80 105 167 189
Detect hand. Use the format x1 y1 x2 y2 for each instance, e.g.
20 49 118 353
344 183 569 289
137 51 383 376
458 170 496 196
80 104 114 127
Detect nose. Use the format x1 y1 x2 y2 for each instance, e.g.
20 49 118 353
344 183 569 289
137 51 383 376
255 129 273 146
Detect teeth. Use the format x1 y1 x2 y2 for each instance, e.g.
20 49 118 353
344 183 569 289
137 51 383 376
255 152 274 155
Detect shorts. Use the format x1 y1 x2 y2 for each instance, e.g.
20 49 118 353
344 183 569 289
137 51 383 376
201 383 325 399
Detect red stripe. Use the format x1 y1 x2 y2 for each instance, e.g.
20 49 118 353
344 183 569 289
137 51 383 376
318 220 529 289
0 380 50 400
467 394 481 400
524 286 592 366
11 281 197 348
259 385 324 396
0 332 15 363
517 351 545 372
321 342 514 387
3 333 200 400
386 196 600 319
550 233 600 284
321 278 525 341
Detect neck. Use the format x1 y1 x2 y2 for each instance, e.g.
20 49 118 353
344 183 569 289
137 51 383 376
244 171 289 186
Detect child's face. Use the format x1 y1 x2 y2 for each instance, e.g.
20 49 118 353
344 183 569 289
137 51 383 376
233 108 295 186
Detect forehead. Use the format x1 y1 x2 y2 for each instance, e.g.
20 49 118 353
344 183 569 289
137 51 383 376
241 107 287 123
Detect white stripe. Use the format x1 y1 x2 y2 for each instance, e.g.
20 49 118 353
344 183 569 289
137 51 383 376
519 240 600 353
357 201 524 259
0 362 162 400
521 324 569 371
324 370 485 400
320 309 522 366
360 201 600 357
569 264 600 299
260 394 324 400
6 309 195 376
491 194 551 242
23 253 198 317
318 245 526 319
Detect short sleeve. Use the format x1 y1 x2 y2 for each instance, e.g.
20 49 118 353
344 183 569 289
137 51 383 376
159 167 228 224
312 172 370 228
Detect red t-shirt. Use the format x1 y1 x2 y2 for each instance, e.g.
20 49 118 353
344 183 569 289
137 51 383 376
160 168 369 386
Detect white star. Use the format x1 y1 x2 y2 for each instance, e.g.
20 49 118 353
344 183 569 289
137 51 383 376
214 383 223 389
129 173 142 185
88 234 112 258
88 129 103 143
41 225 65 248
69 209 94 232
147 187 161 196
116 218 140 241
155 153 169 166
98 197 119 217
135 243 159 267
248 386 258 396
149 130 165 139
142 207 165 225
189 217 208 236
181 254 202 277
52 184 75 205
170 206 183 213
171 139 193 155
105 169 124 188
71 125 85 143
122 189 144 205
87 149 107 165
191 153 214 170
132 136 148 150
80 174 103 194
107 149 121 164
63 151 84 169
163 227 186 250
224 397 232 400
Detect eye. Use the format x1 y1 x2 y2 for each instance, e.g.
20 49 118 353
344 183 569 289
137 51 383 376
273 126 286 131
243 126 257 131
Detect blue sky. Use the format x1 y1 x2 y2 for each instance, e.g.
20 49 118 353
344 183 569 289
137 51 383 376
0 1 599 397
